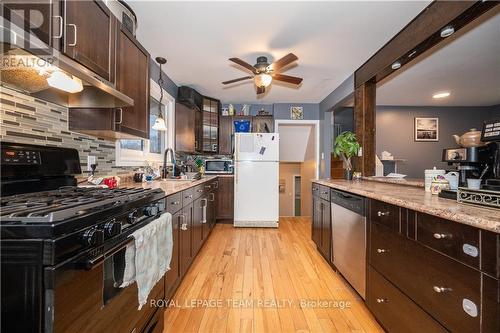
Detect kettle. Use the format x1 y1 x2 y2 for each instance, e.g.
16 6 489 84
453 128 486 147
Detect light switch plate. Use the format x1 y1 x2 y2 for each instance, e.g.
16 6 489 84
87 155 96 171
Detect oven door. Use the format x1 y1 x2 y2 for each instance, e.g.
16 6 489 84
44 238 164 333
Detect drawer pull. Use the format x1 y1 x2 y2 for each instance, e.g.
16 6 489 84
433 286 452 293
377 211 389 217
171 201 180 205
197 189 203 193
376 298 387 303
322 191 329 195
376 248 388 254
312 188 318 191
185 195 193 199
180 223 188 231
433 233 451 239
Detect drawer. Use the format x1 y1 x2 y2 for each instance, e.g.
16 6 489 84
367 265 447 333
166 192 183 214
416 212 479 269
370 222 481 332
182 187 195 206
312 183 321 196
370 199 399 231
193 184 205 200
319 185 330 201
203 182 213 193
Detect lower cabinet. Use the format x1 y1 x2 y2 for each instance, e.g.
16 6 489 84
312 186 331 262
216 176 234 221
164 179 219 300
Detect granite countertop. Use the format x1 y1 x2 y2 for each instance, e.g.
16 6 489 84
314 179 500 233
121 176 218 195
362 176 425 188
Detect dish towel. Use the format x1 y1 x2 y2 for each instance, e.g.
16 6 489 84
120 212 173 310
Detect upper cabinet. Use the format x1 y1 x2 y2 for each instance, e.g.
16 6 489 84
175 102 196 153
114 26 150 138
62 0 114 81
201 97 219 153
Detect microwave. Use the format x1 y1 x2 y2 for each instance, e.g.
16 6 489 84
204 159 233 174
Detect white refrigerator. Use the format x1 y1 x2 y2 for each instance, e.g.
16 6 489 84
234 133 279 228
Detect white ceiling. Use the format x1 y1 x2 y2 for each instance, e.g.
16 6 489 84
377 8 500 107
131 1 430 103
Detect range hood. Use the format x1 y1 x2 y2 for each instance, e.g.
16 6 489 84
0 20 133 108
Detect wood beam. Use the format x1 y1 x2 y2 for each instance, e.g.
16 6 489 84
354 81 376 176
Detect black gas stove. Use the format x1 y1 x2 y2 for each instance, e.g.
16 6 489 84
1 142 167 333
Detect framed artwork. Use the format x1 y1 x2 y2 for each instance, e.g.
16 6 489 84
290 106 303 120
415 117 439 141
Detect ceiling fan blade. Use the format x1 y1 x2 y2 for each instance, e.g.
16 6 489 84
229 58 257 74
270 53 298 71
222 76 253 85
272 73 303 85
256 86 265 95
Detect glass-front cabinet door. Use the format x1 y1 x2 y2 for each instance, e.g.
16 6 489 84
202 97 219 153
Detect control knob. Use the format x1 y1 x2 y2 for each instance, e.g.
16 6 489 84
103 219 121 237
128 209 138 224
82 228 104 247
144 204 159 217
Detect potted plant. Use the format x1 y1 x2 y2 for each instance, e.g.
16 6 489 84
333 131 360 180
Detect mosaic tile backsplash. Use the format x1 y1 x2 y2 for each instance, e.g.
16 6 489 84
0 87 136 176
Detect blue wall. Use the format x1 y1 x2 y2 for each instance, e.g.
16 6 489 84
150 61 178 98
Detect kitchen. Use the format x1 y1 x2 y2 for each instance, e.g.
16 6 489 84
0 1 499 333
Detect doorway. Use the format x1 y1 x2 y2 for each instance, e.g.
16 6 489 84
294 175 301 216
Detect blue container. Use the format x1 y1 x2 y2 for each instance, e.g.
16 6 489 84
234 120 251 133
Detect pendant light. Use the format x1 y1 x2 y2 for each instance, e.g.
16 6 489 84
152 56 168 131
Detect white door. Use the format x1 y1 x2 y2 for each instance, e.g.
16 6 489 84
234 161 279 224
235 133 279 162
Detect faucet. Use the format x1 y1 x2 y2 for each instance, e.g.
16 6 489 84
162 148 176 178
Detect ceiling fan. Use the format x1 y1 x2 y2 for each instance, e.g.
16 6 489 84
222 53 303 95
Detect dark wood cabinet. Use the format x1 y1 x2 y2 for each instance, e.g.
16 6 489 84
201 97 220 153
69 23 150 139
216 176 234 221
114 26 149 138
218 116 234 155
179 203 194 276
165 206 181 300
175 102 196 153
311 185 331 262
192 195 206 256
63 0 114 81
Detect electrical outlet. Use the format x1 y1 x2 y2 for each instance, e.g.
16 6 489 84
87 155 96 171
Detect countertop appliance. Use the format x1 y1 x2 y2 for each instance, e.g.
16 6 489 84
204 158 234 174
331 189 366 299
234 133 279 227
0 142 166 333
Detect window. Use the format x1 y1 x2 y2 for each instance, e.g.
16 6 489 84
115 80 175 166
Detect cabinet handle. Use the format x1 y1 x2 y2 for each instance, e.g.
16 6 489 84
67 23 77 46
171 201 180 205
197 189 203 193
115 108 123 125
376 248 388 254
376 298 387 303
214 181 219 189
201 199 207 223
312 188 318 191
433 233 451 240
205 185 211 189
433 286 452 293
377 211 388 217
322 191 329 195
209 193 215 202
185 194 193 199
180 214 188 230
53 15 63 39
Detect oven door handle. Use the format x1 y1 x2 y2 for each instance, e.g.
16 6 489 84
76 238 134 271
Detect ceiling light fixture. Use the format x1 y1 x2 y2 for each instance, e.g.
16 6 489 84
432 91 450 99
440 25 455 38
46 71 83 93
152 56 168 132
391 61 401 70
254 73 273 88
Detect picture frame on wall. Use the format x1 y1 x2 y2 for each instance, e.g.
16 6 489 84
415 117 439 141
290 106 304 120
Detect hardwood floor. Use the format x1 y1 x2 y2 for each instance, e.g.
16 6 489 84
163 217 383 333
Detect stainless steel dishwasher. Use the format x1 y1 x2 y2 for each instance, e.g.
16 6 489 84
331 189 366 299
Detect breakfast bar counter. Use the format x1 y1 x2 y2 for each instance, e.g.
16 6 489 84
314 179 500 233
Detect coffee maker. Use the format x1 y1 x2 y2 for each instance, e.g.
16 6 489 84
480 119 500 191
442 145 495 187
